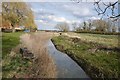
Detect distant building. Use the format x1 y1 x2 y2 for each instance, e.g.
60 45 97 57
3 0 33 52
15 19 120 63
15 26 24 31
24 29 30 32
1 23 24 32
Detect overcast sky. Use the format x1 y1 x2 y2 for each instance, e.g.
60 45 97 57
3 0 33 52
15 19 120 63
29 2 118 30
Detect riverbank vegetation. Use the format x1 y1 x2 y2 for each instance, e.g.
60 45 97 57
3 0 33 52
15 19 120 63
52 33 119 79
20 33 56 78
2 32 31 78
2 32 56 78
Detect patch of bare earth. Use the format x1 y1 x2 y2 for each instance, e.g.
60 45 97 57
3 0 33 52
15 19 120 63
19 32 57 78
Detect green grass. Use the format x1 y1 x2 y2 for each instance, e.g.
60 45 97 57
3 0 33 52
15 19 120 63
2 32 22 58
67 32 118 47
52 35 119 79
2 32 32 78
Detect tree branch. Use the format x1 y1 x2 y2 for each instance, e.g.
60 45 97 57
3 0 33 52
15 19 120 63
94 1 119 19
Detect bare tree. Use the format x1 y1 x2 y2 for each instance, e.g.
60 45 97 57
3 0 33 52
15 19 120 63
82 21 89 31
106 19 114 32
0 15 1 27
92 19 109 32
88 19 93 31
55 22 69 32
111 22 117 32
94 0 119 21
72 22 77 31
83 21 87 30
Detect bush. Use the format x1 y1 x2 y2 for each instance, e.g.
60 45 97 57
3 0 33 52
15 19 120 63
75 31 120 35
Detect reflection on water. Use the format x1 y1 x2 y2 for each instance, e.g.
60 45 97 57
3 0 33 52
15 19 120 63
47 40 90 79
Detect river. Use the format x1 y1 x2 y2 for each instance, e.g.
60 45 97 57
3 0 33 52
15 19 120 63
47 40 90 79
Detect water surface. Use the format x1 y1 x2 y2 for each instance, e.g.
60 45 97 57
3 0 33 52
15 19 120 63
47 40 90 79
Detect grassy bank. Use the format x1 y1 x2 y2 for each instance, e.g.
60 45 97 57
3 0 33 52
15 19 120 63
66 32 118 47
2 32 57 78
2 32 33 78
19 32 56 78
2 32 22 58
52 35 119 79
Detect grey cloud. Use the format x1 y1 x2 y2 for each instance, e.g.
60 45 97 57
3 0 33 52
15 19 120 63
62 3 97 19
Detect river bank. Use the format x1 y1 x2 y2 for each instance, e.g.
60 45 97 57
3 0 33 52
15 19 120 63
52 35 119 79
47 40 90 78
2 32 57 78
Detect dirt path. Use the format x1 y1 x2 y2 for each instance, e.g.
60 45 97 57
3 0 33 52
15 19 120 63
20 32 57 78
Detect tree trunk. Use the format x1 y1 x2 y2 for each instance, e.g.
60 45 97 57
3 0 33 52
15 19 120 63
12 26 15 32
0 27 1 32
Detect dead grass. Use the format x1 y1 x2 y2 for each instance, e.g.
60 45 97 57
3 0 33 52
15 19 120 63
20 32 56 78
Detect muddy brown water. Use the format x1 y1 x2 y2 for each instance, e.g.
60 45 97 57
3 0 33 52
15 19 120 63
47 40 90 79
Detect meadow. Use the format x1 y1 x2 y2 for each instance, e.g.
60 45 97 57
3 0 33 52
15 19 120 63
67 32 118 47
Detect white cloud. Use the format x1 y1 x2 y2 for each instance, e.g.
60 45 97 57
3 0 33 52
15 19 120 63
47 15 71 23
48 15 83 24
36 14 82 25
63 3 94 18
38 20 44 23
31 8 45 13
35 20 56 30
35 14 83 29
73 7 92 17
91 16 100 20
35 19 48 24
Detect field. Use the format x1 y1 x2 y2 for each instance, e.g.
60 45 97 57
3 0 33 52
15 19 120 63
66 32 118 47
52 33 119 79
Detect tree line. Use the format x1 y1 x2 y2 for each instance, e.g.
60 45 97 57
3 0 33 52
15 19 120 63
74 19 118 33
1 2 37 32
55 19 119 34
